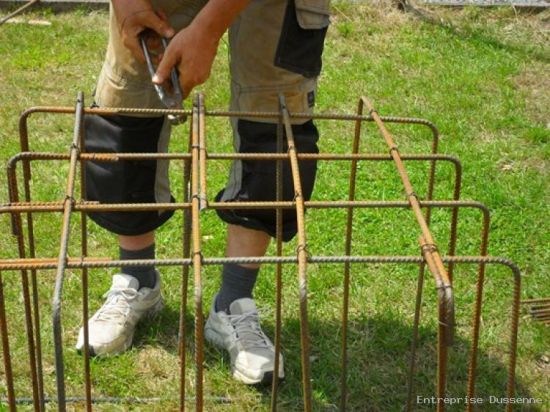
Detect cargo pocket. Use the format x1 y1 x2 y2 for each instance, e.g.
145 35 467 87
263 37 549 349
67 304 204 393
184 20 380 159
274 0 331 78
83 113 174 235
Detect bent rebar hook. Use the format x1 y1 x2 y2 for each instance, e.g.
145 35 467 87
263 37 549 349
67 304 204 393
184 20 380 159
140 32 186 124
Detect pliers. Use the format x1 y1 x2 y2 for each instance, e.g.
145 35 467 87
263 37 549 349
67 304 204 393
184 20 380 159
140 31 186 124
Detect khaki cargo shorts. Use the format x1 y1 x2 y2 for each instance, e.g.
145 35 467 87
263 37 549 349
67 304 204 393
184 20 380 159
85 0 331 237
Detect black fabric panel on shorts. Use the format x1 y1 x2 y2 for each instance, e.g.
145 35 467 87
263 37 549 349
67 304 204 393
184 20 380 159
215 119 319 242
274 0 328 78
84 113 174 236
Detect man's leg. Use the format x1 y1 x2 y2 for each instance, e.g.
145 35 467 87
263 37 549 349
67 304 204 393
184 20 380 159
205 0 330 385
119 232 155 251
205 223 280 385
119 232 157 290
76 0 210 356
214 225 270 314
225 225 270 269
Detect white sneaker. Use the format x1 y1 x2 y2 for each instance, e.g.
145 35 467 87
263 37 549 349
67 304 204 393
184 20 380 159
205 297 284 385
76 272 163 356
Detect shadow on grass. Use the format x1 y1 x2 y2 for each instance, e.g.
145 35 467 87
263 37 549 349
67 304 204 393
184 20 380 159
135 301 192 352
132 308 538 411
402 3 550 64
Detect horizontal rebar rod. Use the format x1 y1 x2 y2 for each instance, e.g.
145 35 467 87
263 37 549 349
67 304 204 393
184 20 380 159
522 298 550 304
8 151 459 163
0 199 488 213
0 396 233 405
0 255 520 271
19 105 441 123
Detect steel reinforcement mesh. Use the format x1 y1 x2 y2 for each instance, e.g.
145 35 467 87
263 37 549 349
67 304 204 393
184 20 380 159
0 93 522 412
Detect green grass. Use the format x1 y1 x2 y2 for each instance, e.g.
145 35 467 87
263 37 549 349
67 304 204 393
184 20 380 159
0 2 549 411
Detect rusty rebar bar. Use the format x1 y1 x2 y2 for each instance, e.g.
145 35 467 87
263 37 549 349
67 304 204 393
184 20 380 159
279 95 313 412
522 298 550 325
405 92 442 412
52 93 85 411
18 128 46 412
79 106 92 412
522 298 550 304
4 198 493 214
465 204 490 411
0 271 16 412
6 138 41 412
191 95 204 412
17 157 46 410
270 108 285 411
179 117 193 412
0 0 39 25
7 148 463 163
339 96 365 411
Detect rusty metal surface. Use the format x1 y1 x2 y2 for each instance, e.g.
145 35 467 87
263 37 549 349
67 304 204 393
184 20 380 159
522 298 550 326
0 94 523 412
0 0 38 25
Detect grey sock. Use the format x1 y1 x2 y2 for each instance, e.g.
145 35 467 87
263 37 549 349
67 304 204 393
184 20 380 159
216 263 259 313
120 243 156 289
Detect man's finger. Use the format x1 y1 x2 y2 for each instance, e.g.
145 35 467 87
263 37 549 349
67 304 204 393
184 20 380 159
152 48 177 84
144 11 175 39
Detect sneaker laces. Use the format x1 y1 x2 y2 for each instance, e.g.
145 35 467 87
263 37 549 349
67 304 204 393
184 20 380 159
95 288 139 323
228 312 272 351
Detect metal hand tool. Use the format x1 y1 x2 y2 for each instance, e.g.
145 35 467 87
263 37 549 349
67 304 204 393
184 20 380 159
140 31 186 124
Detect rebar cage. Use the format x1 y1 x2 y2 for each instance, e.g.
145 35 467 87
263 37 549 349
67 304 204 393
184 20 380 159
0 93 522 411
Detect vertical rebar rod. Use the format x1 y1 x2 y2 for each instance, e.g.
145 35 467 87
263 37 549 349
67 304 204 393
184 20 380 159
418 236 449 412
19 102 46 412
179 125 193 412
339 97 365 411
0 271 16 412
465 208 489 411
78 109 92 412
270 111 285 411
191 95 204 412
6 160 40 412
406 120 445 412
445 167 462 283
198 100 207 211
52 93 85 412
505 267 521 412
279 95 312 412
406 264 425 412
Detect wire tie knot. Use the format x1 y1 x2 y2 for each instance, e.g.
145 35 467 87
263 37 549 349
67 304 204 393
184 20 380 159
296 244 311 259
421 242 438 253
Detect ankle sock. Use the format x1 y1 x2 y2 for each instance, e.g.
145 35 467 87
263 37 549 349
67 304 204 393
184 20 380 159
216 263 259 313
120 243 156 289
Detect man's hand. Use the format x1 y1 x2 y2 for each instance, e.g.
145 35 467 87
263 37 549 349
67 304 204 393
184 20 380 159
152 23 218 100
112 0 175 62
152 0 252 99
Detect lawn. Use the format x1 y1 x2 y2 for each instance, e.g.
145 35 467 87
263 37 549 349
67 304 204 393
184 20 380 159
0 1 548 411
